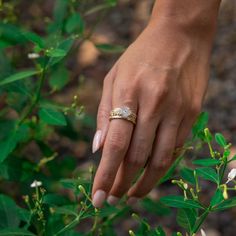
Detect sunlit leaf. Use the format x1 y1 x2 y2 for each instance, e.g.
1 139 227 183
49 66 69 90
65 13 84 34
160 195 203 209
0 70 39 86
213 197 236 211
215 133 227 147
39 108 67 126
193 158 221 167
177 208 197 232
95 43 125 53
0 228 35 236
210 189 224 207
196 167 219 184
180 167 196 185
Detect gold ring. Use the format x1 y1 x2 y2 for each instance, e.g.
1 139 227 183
109 106 137 125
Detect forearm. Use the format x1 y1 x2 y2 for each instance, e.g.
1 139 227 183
149 0 221 40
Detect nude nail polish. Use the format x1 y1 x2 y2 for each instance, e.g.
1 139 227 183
107 195 120 205
92 190 106 208
92 130 102 153
127 197 139 206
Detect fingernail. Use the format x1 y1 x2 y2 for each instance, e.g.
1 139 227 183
92 130 102 153
107 195 120 205
92 190 106 208
127 197 139 206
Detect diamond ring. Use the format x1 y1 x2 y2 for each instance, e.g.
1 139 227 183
109 106 137 125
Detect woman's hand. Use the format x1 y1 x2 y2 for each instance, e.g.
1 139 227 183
91 0 220 208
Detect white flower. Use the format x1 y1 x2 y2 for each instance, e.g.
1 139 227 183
30 180 42 188
28 53 40 59
201 228 207 236
226 168 236 184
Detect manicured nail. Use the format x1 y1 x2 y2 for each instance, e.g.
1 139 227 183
107 195 120 205
92 130 102 153
92 190 106 208
127 197 139 206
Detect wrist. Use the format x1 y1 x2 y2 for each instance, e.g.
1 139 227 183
149 0 221 41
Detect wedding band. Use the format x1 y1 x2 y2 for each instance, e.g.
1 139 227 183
109 106 137 125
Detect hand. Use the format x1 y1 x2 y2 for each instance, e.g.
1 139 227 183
91 15 216 208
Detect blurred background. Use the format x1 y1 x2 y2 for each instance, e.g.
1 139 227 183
0 0 236 235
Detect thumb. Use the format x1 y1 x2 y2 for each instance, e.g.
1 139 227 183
92 66 116 153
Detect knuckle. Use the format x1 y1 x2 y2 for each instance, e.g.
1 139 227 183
132 136 148 156
99 171 114 186
175 96 184 110
145 86 169 116
153 158 172 170
108 131 128 152
168 119 179 129
125 136 149 168
97 105 110 121
152 152 173 170
117 85 137 103
125 157 146 168
155 85 169 102
189 102 201 117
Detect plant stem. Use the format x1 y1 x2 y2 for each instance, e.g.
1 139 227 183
54 216 80 236
192 209 210 235
219 159 227 183
18 62 47 126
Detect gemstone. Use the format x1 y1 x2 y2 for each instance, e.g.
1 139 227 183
122 107 131 117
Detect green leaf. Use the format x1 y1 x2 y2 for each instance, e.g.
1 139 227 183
0 228 35 236
39 108 67 126
192 112 208 137
43 194 70 206
210 189 224 207
49 66 69 90
177 208 197 232
22 31 45 48
154 226 166 236
159 155 184 184
65 13 84 34
17 207 31 223
196 167 219 184
193 158 221 167
141 198 171 216
213 197 236 211
47 38 74 67
0 23 27 47
215 133 227 147
46 48 67 57
105 0 118 6
0 195 20 228
0 137 17 163
180 167 196 185
48 0 68 32
53 205 78 216
95 43 125 53
0 124 30 163
0 70 39 86
60 178 90 189
160 195 203 209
